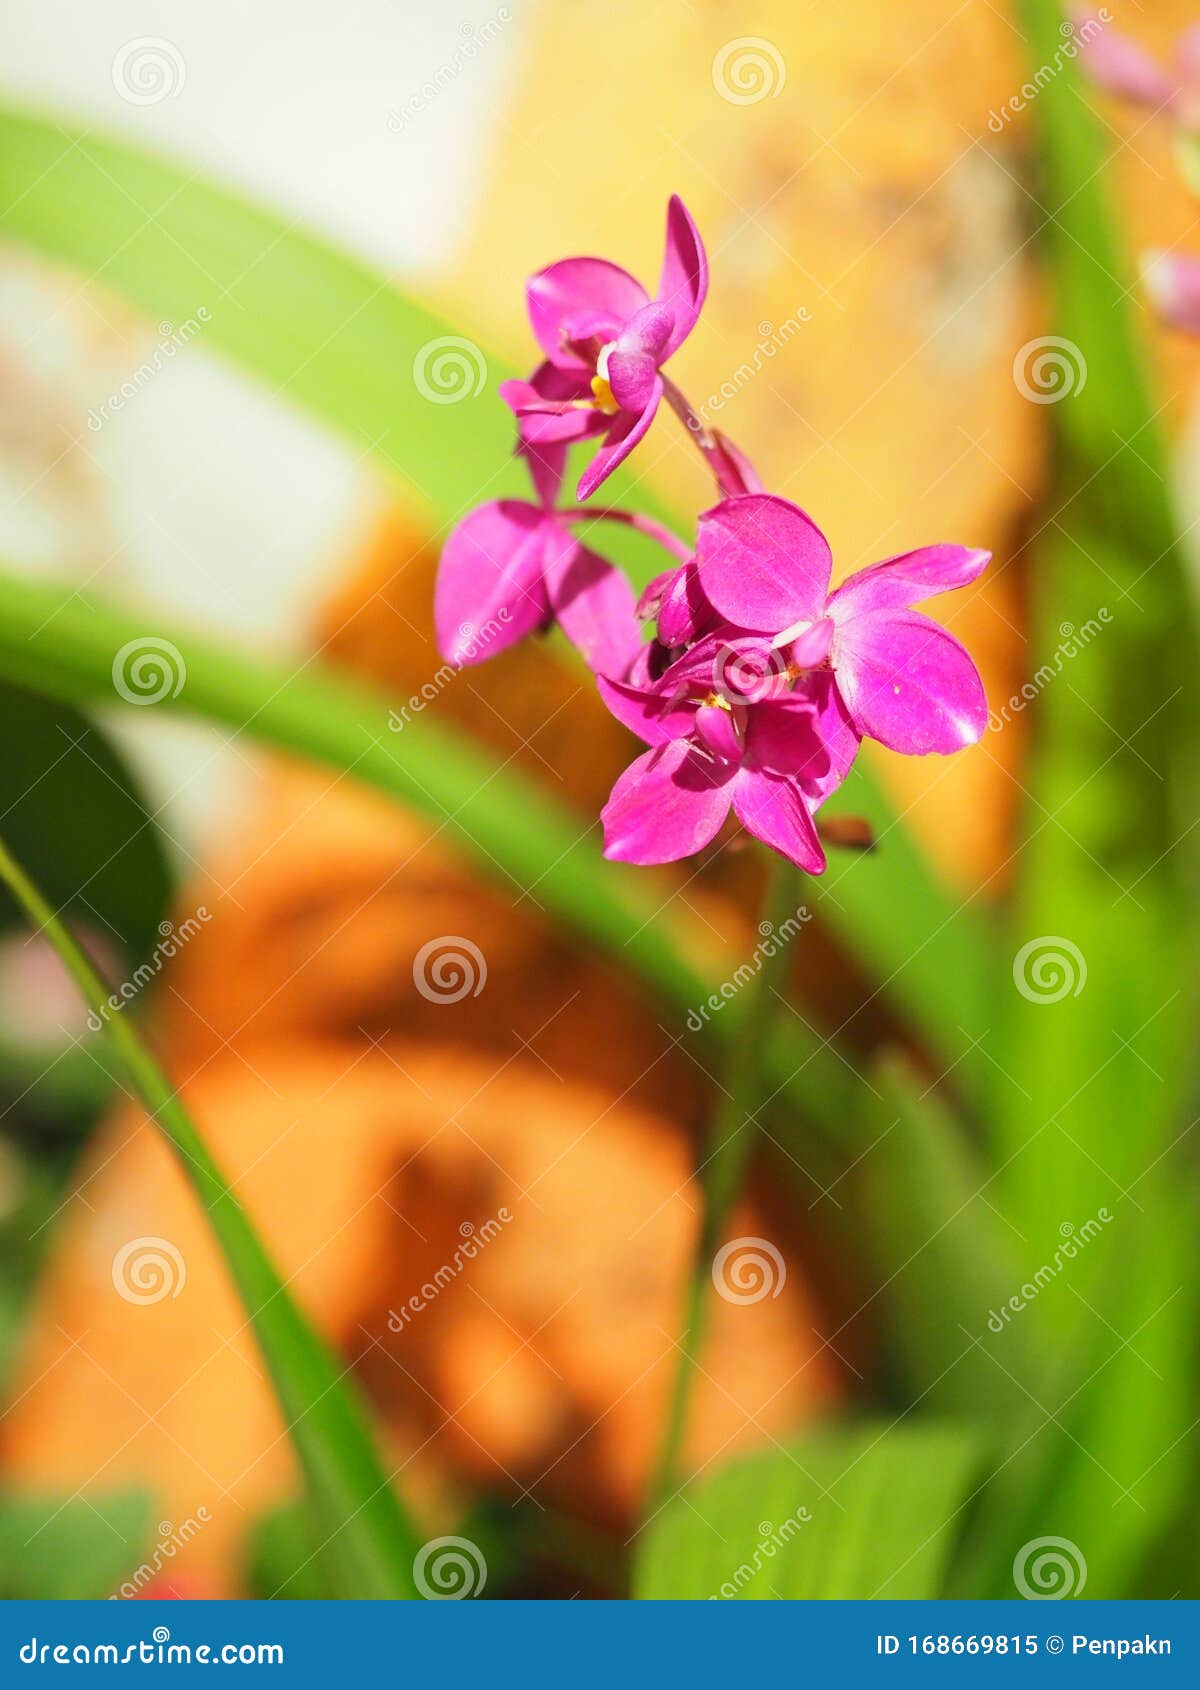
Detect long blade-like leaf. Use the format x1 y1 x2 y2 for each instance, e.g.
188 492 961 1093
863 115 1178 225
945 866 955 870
0 834 420 1599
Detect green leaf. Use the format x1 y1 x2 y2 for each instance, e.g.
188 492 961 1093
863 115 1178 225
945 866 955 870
0 105 992 1089
0 1490 152 1599
636 1421 980 1599
0 834 421 1599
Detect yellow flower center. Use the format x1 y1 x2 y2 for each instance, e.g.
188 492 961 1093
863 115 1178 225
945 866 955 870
590 372 619 415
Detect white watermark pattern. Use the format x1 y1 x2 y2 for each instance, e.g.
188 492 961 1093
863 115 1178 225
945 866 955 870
112 638 187 705
688 908 810 1030
111 1511 213 1599
87 910 212 1032
1013 1536 1088 1599
387 1210 513 1332
700 311 812 419
712 1237 786 1304
413 1536 487 1599
708 1509 813 1598
1013 937 1087 1004
386 11 512 131
1013 335 1088 404
87 311 211 431
987 13 1110 132
412 336 487 404
413 936 487 1003
111 38 187 105
388 614 512 730
986 1211 1113 1333
988 613 1112 732
712 38 786 106
111 1237 187 1306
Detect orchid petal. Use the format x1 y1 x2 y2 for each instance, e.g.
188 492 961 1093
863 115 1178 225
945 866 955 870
694 703 744 764
596 676 696 745
744 696 830 781
1075 13 1175 106
827 545 990 620
542 529 642 678
606 347 660 414
1143 249 1200 333
802 671 862 802
602 741 735 864
655 195 709 359
694 494 832 630
527 258 650 368
434 502 550 666
732 769 826 874
520 439 568 508
576 382 662 501
833 608 986 755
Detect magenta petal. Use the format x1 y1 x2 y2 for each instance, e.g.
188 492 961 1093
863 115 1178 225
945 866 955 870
636 566 681 623
657 564 713 647
520 439 568 509
434 501 550 666
1143 250 1200 333
602 741 735 864
694 703 744 764
694 494 832 631
744 697 829 781
731 769 826 874
527 259 650 368
1074 14 1175 106
833 608 987 755
606 347 660 414
802 671 862 803
710 430 764 495
827 545 990 620
655 196 709 359
576 383 662 501
597 676 695 745
542 529 642 677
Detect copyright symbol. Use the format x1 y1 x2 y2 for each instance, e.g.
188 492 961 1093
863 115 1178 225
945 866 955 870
1046 1635 1064 1655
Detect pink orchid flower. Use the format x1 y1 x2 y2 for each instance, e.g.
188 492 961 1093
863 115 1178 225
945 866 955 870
1075 11 1200 124
652 495 989 758
434 442 643 675
597 655 834 873
1142 249 1200 332
499 197 708 502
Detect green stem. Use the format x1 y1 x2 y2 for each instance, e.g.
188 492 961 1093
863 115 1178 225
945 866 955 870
0 833 419 1599
647 853 801 1514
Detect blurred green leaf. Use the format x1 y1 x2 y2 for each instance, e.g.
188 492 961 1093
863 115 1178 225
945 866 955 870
0 1490 152 1599
0 835 422 1599
636 1421 980 1599
0 105 992 1091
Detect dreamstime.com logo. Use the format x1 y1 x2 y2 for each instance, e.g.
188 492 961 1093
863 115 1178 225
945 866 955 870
112 637 186 705
386 10 512 131
985 1210 1113 1334
1013 936 1087 1003
413 935 487 1003
387 1209 512 1332
1013 335 1088 404
88 310 211 431
988 612 1112 732
688 907 810 1030
413 1535 487 1599
111 1511 213 1599
412 336 487 403
388 613 512 729
712 37 786 105
111 38 186 105
987 12 1110 131
699 311 812 420
111 1237 186 1306
712 1237 786 1304
87 909 212 1031
1012 1535 1088 1599
19 1629 282 1667
708 1509 812 1598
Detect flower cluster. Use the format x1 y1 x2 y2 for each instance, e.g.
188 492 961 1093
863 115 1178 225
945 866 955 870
434 198 989 874
1076 11 1200 331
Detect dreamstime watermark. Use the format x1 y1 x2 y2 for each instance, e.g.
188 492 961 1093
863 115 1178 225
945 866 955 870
110 1511 213 1599
1012 1535 1088 1599
1013 936 1087 1003
985 1211 1113 1334
387 1210 512 1333
412 336 488 403
112 1237 187 1306
112 38 186 105
412 936 487 1003
412 1535 487 1598
112 637 187 705
987 13 1110 132
86 910 212 1032
387 613 512 730
1013 334 1088 403
988 612 1112 732
87 310 211 431
712 37 786 105
386 11 512 132
708 1509 812 1598
699 310 812 420
688 906 811 1030
712 1237 786 1304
